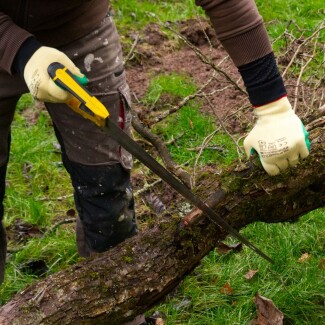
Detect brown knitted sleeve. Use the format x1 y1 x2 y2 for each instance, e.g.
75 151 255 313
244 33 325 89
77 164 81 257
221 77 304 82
0 12 32 74
195 0 272 66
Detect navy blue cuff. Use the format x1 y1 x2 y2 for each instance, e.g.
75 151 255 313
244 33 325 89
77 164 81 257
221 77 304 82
12 37 42 76
238 52 287 106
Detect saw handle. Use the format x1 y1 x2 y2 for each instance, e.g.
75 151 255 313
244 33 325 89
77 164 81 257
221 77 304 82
47 62 109 127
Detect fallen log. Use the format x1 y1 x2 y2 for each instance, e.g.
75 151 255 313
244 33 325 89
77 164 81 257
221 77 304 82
0 124 324 325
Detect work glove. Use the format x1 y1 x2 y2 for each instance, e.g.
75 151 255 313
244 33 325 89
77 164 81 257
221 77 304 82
244 97 310 176
24 46 88 102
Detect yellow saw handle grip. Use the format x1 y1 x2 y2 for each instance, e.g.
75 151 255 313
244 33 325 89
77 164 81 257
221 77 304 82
47 62 109 127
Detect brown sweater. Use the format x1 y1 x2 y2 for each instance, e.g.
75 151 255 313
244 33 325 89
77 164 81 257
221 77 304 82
0 0 272 74
195 0 272 65
0 0 108 73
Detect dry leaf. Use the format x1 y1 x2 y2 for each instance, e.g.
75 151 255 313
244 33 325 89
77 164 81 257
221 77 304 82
216 242 243 255
252 292 284 325
298 253 311 263
22 162 33 179
244 269 259 280
66 209 76 217
155 318 165 325
318 258 325 270
189 119 194 129
220 282 233 295
6 218 43 243
146 311 166 325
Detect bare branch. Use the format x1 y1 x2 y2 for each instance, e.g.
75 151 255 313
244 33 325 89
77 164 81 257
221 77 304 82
203 94 244 157
162 22 247 95
124 34 140 64
282 21 325 78
131 112 193 188
150 73 215 124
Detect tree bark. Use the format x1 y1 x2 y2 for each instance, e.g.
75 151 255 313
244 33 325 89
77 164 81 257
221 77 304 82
0 125 324 325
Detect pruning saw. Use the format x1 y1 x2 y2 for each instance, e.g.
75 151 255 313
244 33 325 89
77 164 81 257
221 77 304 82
48 62 274 264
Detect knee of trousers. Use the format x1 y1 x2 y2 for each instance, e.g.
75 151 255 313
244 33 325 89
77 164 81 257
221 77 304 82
64 159 137 252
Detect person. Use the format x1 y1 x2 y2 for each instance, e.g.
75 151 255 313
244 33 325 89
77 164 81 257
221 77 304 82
196 0 310 175
0 0 309 319
0 1 138 286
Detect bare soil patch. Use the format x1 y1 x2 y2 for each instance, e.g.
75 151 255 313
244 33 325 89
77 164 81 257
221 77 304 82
125 19 324 131
125 20 248 125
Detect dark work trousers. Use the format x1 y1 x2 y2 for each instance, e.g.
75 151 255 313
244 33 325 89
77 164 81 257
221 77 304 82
0 13 137 282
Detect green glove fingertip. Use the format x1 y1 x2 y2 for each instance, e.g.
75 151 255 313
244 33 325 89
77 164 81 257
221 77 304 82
74 74 89 85
53 73 88 91
301 123 311 151
250 148 257 156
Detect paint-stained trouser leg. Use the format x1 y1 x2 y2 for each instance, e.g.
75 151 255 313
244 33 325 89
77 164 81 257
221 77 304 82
0 12 136 262
61 152 136 256
45 13 137 256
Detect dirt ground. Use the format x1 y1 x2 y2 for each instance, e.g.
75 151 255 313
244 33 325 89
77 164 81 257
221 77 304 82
125 19 323 132
123 18 324 220
125 19 250 131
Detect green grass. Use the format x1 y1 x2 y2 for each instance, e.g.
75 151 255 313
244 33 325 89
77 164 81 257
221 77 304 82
158 106 238 167
4 95 73 226
0 229 77 305
144 73 197 104
154 209 325 324
256 0 324 32
256 0 325 70
0 95 76 301
111 0 201 31
145 73 239 167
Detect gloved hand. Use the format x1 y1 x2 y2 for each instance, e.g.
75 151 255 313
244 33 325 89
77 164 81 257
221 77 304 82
244 97 310 176
24 46 87 102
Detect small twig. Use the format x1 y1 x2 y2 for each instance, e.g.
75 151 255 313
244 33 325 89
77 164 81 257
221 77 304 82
293 27 320 112
44 218 76 237
38 194 73 201
319 92 325 112
134 179 162 197
131 112 193 188
271 20 294 46
192 128 221 186
187 145 225 153
124 34 140 64
197 15 214 59
150 73 215 124
201 84 232 97
306 116 325 131
282 21 325 78
134 138 154 147
203 95 244 157
165 132 185 145
162 22 247 95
